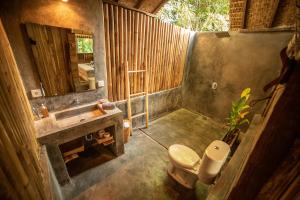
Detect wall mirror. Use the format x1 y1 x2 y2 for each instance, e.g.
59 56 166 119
24 23 96 97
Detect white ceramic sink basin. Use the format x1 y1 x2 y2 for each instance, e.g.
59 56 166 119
54 104 106 128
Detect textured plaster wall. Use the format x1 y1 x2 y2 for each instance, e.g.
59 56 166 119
116 87 183 128
0 0 107 107
183 31 293 122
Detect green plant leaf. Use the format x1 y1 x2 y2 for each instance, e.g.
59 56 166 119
241 88 251 100
242 105 250 110
226 87 251 133
239 111 249 119
239 119 250 125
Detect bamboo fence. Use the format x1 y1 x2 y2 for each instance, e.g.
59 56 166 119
0 20 46 199
103 2 190 101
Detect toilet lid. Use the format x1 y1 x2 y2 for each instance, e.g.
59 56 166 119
168 144 200 169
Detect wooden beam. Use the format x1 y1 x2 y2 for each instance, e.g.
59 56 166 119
266 0 280 28
134 0 146 9
103 0 158 18
152 0 168 14
241 0 248 29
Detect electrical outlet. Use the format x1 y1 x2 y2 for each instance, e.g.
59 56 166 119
31 89 42 98
97 80 105 88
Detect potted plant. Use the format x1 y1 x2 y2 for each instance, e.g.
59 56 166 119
223 88 251 147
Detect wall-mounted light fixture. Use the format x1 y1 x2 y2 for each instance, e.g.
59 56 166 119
62 0 68 2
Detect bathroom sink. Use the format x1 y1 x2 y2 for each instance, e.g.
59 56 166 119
54 104 106 128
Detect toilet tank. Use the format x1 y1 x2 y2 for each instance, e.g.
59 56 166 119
198 140 230 184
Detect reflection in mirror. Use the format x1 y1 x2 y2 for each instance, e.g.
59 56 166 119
24 23 96 97
72 33 95 91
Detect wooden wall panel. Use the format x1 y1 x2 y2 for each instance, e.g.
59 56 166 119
25 23 73 97
103 2 190 101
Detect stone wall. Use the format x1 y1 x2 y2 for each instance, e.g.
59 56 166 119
183 31 293 122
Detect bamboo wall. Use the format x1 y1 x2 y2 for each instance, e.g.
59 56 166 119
0 20 46 199
103 2 190 101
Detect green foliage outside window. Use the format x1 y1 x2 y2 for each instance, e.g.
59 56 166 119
76 37 93 53
157 0 229 32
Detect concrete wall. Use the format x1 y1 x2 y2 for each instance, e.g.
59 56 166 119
0 0 107 107
116 87 183 128
183 31 293 122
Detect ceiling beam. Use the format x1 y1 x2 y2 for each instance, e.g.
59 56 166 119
152 0 168 14
103 0 158 17
266 0 280 28
241 0 248 29
134 0 146 9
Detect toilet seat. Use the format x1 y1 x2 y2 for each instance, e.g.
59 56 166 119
168 144 200 169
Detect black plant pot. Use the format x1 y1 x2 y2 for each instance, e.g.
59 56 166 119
223 129 240 148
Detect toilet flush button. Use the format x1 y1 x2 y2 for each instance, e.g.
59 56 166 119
214 146 219 150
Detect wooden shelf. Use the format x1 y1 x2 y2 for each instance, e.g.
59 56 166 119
63 145 84 157
95 136 114 146
62 133 115 164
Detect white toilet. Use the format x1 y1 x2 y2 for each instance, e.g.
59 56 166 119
168 140 230 189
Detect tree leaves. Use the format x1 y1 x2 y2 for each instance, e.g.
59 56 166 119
157 0 229 31
76 38 93 53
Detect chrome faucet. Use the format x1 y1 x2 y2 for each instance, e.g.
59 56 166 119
32 106 41 120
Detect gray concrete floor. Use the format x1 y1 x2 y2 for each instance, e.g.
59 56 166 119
141 109 226 156
62 109 225 200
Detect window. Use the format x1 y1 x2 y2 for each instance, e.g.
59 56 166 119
76 35 93 53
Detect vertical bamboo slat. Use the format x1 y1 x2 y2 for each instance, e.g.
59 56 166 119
137 13 143 93
109 4 117 101
127 11 131 93
124 9 128 98
150 19 158 93
169 25 177 88
155 21 161 92
133 12 139 94
114 6 120 100
119 7 124 100
165 24 172 89
159 23 166 90
104 4 113 101
140 14 146 93
147 17 154 92
144 16 149 86
103 2 190 101
0 19 46 199
130 11 135 94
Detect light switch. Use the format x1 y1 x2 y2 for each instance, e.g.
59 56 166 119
31 89 42 98
97 80 105 87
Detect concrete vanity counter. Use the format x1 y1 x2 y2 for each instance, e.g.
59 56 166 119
35 102 123 147
34 101 124 185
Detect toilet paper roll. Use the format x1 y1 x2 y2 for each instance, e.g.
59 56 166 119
198 140 230 184
88 78 96 90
